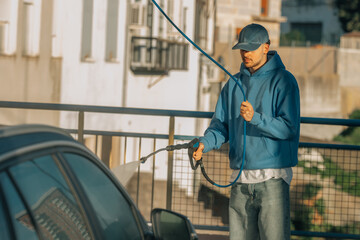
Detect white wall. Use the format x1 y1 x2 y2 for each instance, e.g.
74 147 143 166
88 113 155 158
59 0 126 131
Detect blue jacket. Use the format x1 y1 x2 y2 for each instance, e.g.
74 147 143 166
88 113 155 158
200 51 300 170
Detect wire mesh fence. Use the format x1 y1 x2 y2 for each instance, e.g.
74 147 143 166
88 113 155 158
170 140 360 238
1 101 359 238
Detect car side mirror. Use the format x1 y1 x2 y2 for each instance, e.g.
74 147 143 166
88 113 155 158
151 208 198 240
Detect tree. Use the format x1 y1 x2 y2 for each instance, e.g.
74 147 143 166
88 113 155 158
333 109 360 145
335 0 360 32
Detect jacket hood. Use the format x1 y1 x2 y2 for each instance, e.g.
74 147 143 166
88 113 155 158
240 50 285 77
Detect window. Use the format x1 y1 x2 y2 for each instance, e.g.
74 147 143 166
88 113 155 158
168 42 188 70
130 3 145 26
261 0 268 16
8 155 93 240
105 0 119 61
236 28 242 40
146 0 153 29
0 172 38 239
166 0 173 33
0 0 19 55
0 21 9 54
182 7 187 34
64 153 143 240
130 37 188 74
22 0 41 56
81 0 94 61
194 0 206 48
291 22 322 44
0 178 12 239
158 0 164 36
194 0 215 51
51 0 63 57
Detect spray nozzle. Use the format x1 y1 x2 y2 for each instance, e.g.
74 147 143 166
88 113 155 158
140 157 148 163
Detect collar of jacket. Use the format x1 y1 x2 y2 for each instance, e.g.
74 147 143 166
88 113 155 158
239 50 285 77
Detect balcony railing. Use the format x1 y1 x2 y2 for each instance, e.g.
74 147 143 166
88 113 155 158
130 36 189 75
0 101 360 239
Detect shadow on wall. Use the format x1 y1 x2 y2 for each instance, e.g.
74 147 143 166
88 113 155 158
198 184 229 225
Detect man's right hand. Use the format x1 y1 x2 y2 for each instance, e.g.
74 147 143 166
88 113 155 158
193 142 204 161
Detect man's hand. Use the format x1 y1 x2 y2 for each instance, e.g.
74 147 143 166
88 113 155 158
240 101 254 122
193 142 204 161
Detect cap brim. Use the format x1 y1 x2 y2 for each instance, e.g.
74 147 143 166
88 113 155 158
232 42 261 51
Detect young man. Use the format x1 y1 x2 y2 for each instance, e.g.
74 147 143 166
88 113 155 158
193 23 300 240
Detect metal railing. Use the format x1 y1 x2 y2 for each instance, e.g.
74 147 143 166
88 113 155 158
1 101 360 239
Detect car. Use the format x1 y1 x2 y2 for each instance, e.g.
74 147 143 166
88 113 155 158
0 124 198 240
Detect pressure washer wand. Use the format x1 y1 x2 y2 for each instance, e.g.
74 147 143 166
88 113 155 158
140 147 168 163
140 139 199 163
140 138 223 187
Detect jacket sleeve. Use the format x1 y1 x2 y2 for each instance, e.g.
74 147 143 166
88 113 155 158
249 73 300 140
199 84 229 153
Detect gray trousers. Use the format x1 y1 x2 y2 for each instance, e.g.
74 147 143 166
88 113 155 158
229 178 291 240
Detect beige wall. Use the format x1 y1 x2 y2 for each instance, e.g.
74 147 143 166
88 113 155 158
274 46 341 117
338 48 360 116
341 87 360 116
0 0 62 126
216 0 284 47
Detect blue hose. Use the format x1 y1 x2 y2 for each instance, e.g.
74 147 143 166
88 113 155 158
151 0 246 188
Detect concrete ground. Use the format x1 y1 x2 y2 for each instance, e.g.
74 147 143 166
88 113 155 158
197 230 229 240
198 234 229 240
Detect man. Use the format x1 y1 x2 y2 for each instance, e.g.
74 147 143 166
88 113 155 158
193 23 300 240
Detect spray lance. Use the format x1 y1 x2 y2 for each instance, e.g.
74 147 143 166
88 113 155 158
139 0 248 188
140 138 218 186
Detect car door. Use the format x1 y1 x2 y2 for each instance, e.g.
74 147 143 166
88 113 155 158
0 151 96 239
0 146 151 240
59 150 151 240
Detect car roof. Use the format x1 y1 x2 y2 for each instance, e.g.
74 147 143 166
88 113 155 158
0 124 79 162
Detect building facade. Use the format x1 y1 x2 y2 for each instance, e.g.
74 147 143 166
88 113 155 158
281 0 343 46
0 0 216 186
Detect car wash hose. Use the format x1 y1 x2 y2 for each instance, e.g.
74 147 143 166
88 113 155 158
148 0 247 188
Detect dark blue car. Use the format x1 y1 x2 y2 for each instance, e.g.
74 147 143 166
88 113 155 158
0 124 198 240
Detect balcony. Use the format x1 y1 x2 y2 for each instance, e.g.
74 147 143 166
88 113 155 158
130 36 189 75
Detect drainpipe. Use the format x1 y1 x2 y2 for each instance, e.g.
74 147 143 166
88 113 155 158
122 0 131 107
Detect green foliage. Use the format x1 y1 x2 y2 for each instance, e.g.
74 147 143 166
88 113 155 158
349 109 360 119
335 0 360 32
333 109 360 145
323 157 360 196
314 198 325 216
293 204 314 231
280 30 306 46
295 142 360 237
303 183 321 199
298 157 360 197
329 222 360 235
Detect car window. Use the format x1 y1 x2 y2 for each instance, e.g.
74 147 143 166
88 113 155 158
0 172 38 240
8 155 93 240
0 189 11 239
63 153 143 240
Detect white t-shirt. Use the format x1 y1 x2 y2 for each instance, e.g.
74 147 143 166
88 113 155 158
230 168 293 185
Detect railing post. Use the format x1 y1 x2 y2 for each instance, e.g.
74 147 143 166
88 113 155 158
78 111 84 143
136 137 142 206
151 138 156 210
166 116 175 210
